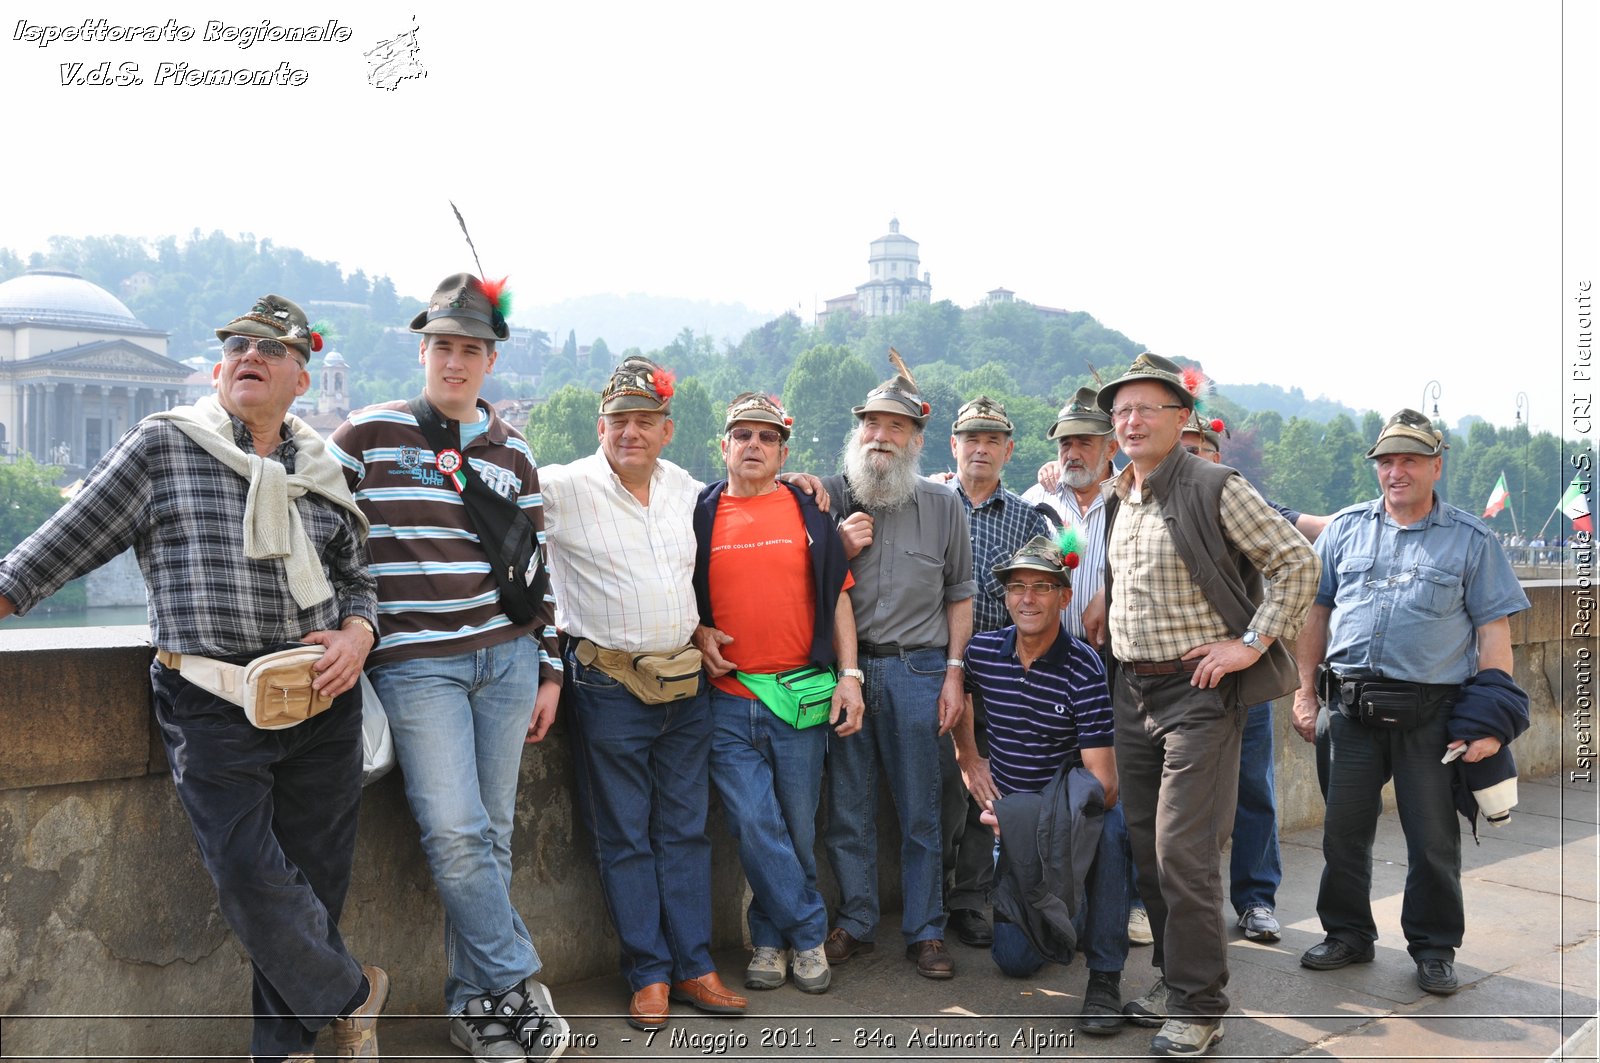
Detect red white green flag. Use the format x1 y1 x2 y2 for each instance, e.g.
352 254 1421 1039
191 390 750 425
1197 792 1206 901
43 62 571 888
1559 474 1593 534
1482 473 1510 519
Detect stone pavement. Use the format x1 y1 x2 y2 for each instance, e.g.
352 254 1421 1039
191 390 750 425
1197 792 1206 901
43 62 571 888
362 774 1597 1062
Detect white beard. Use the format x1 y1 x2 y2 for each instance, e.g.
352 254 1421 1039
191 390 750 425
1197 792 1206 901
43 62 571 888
843 432 923 511
1063 462 1099 491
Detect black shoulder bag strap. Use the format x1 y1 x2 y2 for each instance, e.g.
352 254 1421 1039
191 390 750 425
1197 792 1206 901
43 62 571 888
406 395 549 625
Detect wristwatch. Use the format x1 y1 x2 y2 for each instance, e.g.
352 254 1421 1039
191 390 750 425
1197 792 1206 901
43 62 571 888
1241 629 1266 655
342 616 377 639
946 658 965 670
840 668 865 682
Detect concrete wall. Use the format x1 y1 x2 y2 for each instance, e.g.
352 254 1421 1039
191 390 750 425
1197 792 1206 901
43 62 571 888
0 583 1590 1057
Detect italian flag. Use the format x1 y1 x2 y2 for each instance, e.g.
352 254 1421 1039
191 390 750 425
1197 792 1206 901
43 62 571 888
1559 474 1593 534
1482 472 1510 519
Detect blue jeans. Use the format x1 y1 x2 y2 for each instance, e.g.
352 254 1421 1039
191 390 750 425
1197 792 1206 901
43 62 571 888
708 689 829 950
151 662 365 1063
1230 701 1282 913
824 649 947 945
368 637 543 1013
991 803 1130 977
567 649 715 990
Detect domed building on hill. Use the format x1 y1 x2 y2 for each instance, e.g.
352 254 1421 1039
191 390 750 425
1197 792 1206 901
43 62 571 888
0 270 190 466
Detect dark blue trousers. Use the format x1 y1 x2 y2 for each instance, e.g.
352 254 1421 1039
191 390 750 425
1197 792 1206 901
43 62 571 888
151 662 365 1062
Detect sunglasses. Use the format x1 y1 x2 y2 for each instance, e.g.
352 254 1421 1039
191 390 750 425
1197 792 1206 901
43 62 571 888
729 427 784 445
222 335 296 361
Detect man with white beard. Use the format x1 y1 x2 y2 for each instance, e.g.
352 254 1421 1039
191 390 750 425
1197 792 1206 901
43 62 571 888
819 352 976 980
1022 387 1117 641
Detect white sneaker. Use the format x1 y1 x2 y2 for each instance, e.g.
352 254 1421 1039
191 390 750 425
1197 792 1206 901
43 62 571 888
1128 906 1154 946
1150 1017 1224 1056
1123 976 1170 1028
790 945 832 994
450 978 569 1062
744 946 788 990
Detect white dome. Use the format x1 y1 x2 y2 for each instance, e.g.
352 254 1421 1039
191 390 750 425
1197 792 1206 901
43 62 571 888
0 270 148 331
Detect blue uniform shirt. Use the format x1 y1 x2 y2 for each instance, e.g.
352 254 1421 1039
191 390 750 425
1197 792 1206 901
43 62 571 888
1316 496 1529 685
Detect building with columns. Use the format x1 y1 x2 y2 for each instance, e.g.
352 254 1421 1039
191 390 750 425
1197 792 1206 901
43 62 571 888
818 217 934 324
0 270 189 467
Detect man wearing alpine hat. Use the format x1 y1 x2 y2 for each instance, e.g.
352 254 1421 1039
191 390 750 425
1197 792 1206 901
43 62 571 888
1293 409 1528 998
540 358 750 1031
691 391 864 996
1094 352 1318 1056
0 294 386 1062
819 351 976 980
330 273 568 1060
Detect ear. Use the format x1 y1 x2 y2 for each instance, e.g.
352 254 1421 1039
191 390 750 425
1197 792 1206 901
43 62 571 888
595 416 606 442
949 435 960 460
418 338 429 366
211 361 223 383
294 365 311 397
1001 438 1015 461
661 418 675 446
485 346 498 373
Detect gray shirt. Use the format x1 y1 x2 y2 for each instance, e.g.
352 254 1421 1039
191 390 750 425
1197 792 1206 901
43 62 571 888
823 474 976 649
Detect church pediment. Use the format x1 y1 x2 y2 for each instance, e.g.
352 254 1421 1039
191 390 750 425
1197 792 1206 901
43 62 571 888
8 340 191 381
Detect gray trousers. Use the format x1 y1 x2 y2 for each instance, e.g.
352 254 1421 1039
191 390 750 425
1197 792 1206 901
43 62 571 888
1114 667 1245 1020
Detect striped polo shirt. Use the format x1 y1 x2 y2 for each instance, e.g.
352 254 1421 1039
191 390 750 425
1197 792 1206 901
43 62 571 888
963 624 1115 796
328 399 559 680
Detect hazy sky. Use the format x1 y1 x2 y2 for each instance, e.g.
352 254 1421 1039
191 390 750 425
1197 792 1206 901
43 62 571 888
3 2 1591 430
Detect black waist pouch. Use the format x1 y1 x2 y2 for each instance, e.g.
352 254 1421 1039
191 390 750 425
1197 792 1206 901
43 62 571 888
1352 683 1425 729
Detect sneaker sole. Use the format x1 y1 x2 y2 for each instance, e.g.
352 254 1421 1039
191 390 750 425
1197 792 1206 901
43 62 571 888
1150 1026 1224 1056
449 1024 531 1060
1124 1009 1167 1029
744 971 786 990
1242 928 1281 943
792 973 832 995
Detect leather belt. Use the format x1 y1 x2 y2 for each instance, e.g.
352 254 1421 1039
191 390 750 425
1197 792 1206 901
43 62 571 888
858 640 937 658
1124 658 1202 677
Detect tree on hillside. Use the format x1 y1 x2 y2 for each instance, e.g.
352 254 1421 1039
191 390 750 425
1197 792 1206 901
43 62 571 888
782 345 877 473
662 377 722 484
523 385 600 468
1265 417 1333 515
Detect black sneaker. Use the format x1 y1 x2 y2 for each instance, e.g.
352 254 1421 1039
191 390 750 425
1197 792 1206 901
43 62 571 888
1078 970 1125 1035
1416 958 1459 996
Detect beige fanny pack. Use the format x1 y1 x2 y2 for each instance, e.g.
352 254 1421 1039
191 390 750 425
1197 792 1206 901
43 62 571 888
156 646 334 730
574 638 703 704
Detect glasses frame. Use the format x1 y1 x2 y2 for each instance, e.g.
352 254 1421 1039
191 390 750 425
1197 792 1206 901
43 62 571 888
221 335 295 361
728 426 785 446
1109 402 1186 423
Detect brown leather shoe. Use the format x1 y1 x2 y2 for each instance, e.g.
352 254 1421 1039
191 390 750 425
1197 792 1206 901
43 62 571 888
669 971 748 1014
627 982 670 1031
824 926 875 964
907 938 955 979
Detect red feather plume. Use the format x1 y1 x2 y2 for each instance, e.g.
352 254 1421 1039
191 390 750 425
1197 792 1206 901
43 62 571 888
1210 418 1225 433
1181 366 1212 398
653 366 676 399
478 276 512 317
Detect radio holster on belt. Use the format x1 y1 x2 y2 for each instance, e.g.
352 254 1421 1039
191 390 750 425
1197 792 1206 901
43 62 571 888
1318 666 1430 730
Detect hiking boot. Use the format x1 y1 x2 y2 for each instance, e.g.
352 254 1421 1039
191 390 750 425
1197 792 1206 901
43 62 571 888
1128 905 1154 946
1123 976 1170 1028
1078 970 1125 1035
1237 905 1281 943
745 946 788 990
328 964 387 1059
791 945 832 994
1150 1018 1224 1056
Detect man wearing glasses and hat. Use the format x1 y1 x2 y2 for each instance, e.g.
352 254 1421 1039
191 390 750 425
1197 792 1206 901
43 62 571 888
0 295 386 1061
690 392 864 996
329 273 569 1061
1292 410 1528 998
818 352 976 980
939 395 1050 950
1095 352 1318 1056
957 534 1130 1034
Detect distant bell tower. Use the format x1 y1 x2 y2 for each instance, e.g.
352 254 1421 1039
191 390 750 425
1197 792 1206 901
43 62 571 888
855 217 933 318
318 350 349 417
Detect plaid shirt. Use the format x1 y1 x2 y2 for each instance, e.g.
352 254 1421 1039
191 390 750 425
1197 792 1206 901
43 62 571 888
0 415 377 657
1107 455 1318 663
955 480 1051 634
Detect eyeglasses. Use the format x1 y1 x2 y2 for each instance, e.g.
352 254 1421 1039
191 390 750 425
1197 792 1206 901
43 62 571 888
1110 403 1185 422
1004 580 1063 596
222 335 294 361
729 427 784 445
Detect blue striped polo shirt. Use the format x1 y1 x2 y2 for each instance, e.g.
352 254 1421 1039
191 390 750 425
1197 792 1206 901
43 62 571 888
963 624 1115 796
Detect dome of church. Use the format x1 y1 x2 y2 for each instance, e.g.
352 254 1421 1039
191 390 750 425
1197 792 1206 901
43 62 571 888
0 270 149 331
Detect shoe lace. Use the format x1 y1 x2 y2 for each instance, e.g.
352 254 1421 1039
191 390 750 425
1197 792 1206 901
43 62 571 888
461 990 548 1049
751 946 783 966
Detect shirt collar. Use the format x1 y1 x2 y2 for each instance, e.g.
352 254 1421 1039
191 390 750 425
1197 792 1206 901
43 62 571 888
999 621 1075 666
1368 493 1449 529
956 479 1006 511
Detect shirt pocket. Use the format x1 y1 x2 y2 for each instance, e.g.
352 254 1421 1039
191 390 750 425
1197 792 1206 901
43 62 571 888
1334 556 1375 605
1411 564 1465 619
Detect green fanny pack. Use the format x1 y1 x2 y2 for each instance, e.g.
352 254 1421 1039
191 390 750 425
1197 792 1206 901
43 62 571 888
736 664 839 729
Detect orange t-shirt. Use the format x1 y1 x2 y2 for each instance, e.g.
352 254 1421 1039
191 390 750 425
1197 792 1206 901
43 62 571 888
707 490 831 698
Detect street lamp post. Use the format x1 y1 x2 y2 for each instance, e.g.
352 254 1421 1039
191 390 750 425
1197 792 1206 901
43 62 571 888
1515 392 1531 566
1421 380 1442 424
